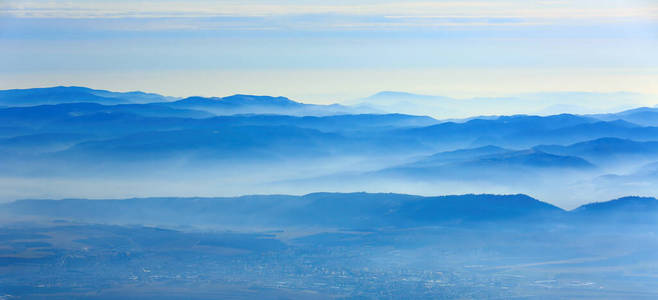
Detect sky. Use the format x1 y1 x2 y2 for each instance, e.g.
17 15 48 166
0 0 657 103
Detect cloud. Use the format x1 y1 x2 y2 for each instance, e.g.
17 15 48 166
1 2 655 35
1 0 656 22
1 1 510 18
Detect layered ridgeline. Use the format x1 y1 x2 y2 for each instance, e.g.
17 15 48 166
4 193 658 228
351 91 657 119
0 86 370 115
1 87 658 299
0 87 657 206
0 86 178 106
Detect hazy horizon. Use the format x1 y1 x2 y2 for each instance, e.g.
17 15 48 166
2 0 657 106
2 85 657 112
2 1 658 299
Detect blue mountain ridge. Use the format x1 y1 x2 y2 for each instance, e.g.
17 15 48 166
5 193 657 228
0 86 176 106
591 106 658 126
159 94 366 116
1 86 658 204
534 137 658 159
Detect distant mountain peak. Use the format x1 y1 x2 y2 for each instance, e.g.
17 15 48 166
222 94 300 105
366 91 445 100
574 196 658 213
173 94 301 109
0 86 174 106
176 96 222 102
372 91 425 97
473 150 596 169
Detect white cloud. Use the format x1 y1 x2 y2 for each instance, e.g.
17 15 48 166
1 0 656 22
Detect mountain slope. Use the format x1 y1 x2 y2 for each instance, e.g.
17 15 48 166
0 103 436 141
0 103 212 130
350 91 649 118
374 149 595 181
396 116 658 149
535 138 658 163
0 86 176 106
575 196 658 213
591 107 658 126
161 94 367 116
572 196 658 224
58 126 350 162
465 150 594 169
405 145 512 167
8 193 655 229
3 193 564 228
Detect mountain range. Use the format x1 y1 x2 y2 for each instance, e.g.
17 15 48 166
0 86 375 116
1 86 658 299
160 95 365 116
0 86 657 206
350 91 656 118
590 106 658 127
5 193 657 229
0 86 178 106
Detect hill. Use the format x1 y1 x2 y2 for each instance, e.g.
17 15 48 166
591 107 658 126
374 149 595 182
160 94 368 116
535 138 658 164
4 193 564 228
572 196 658 224
0 86 175 106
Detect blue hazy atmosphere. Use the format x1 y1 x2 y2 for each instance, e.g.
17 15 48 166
2 0 657 101
1 86 658 299
1 0 658 299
